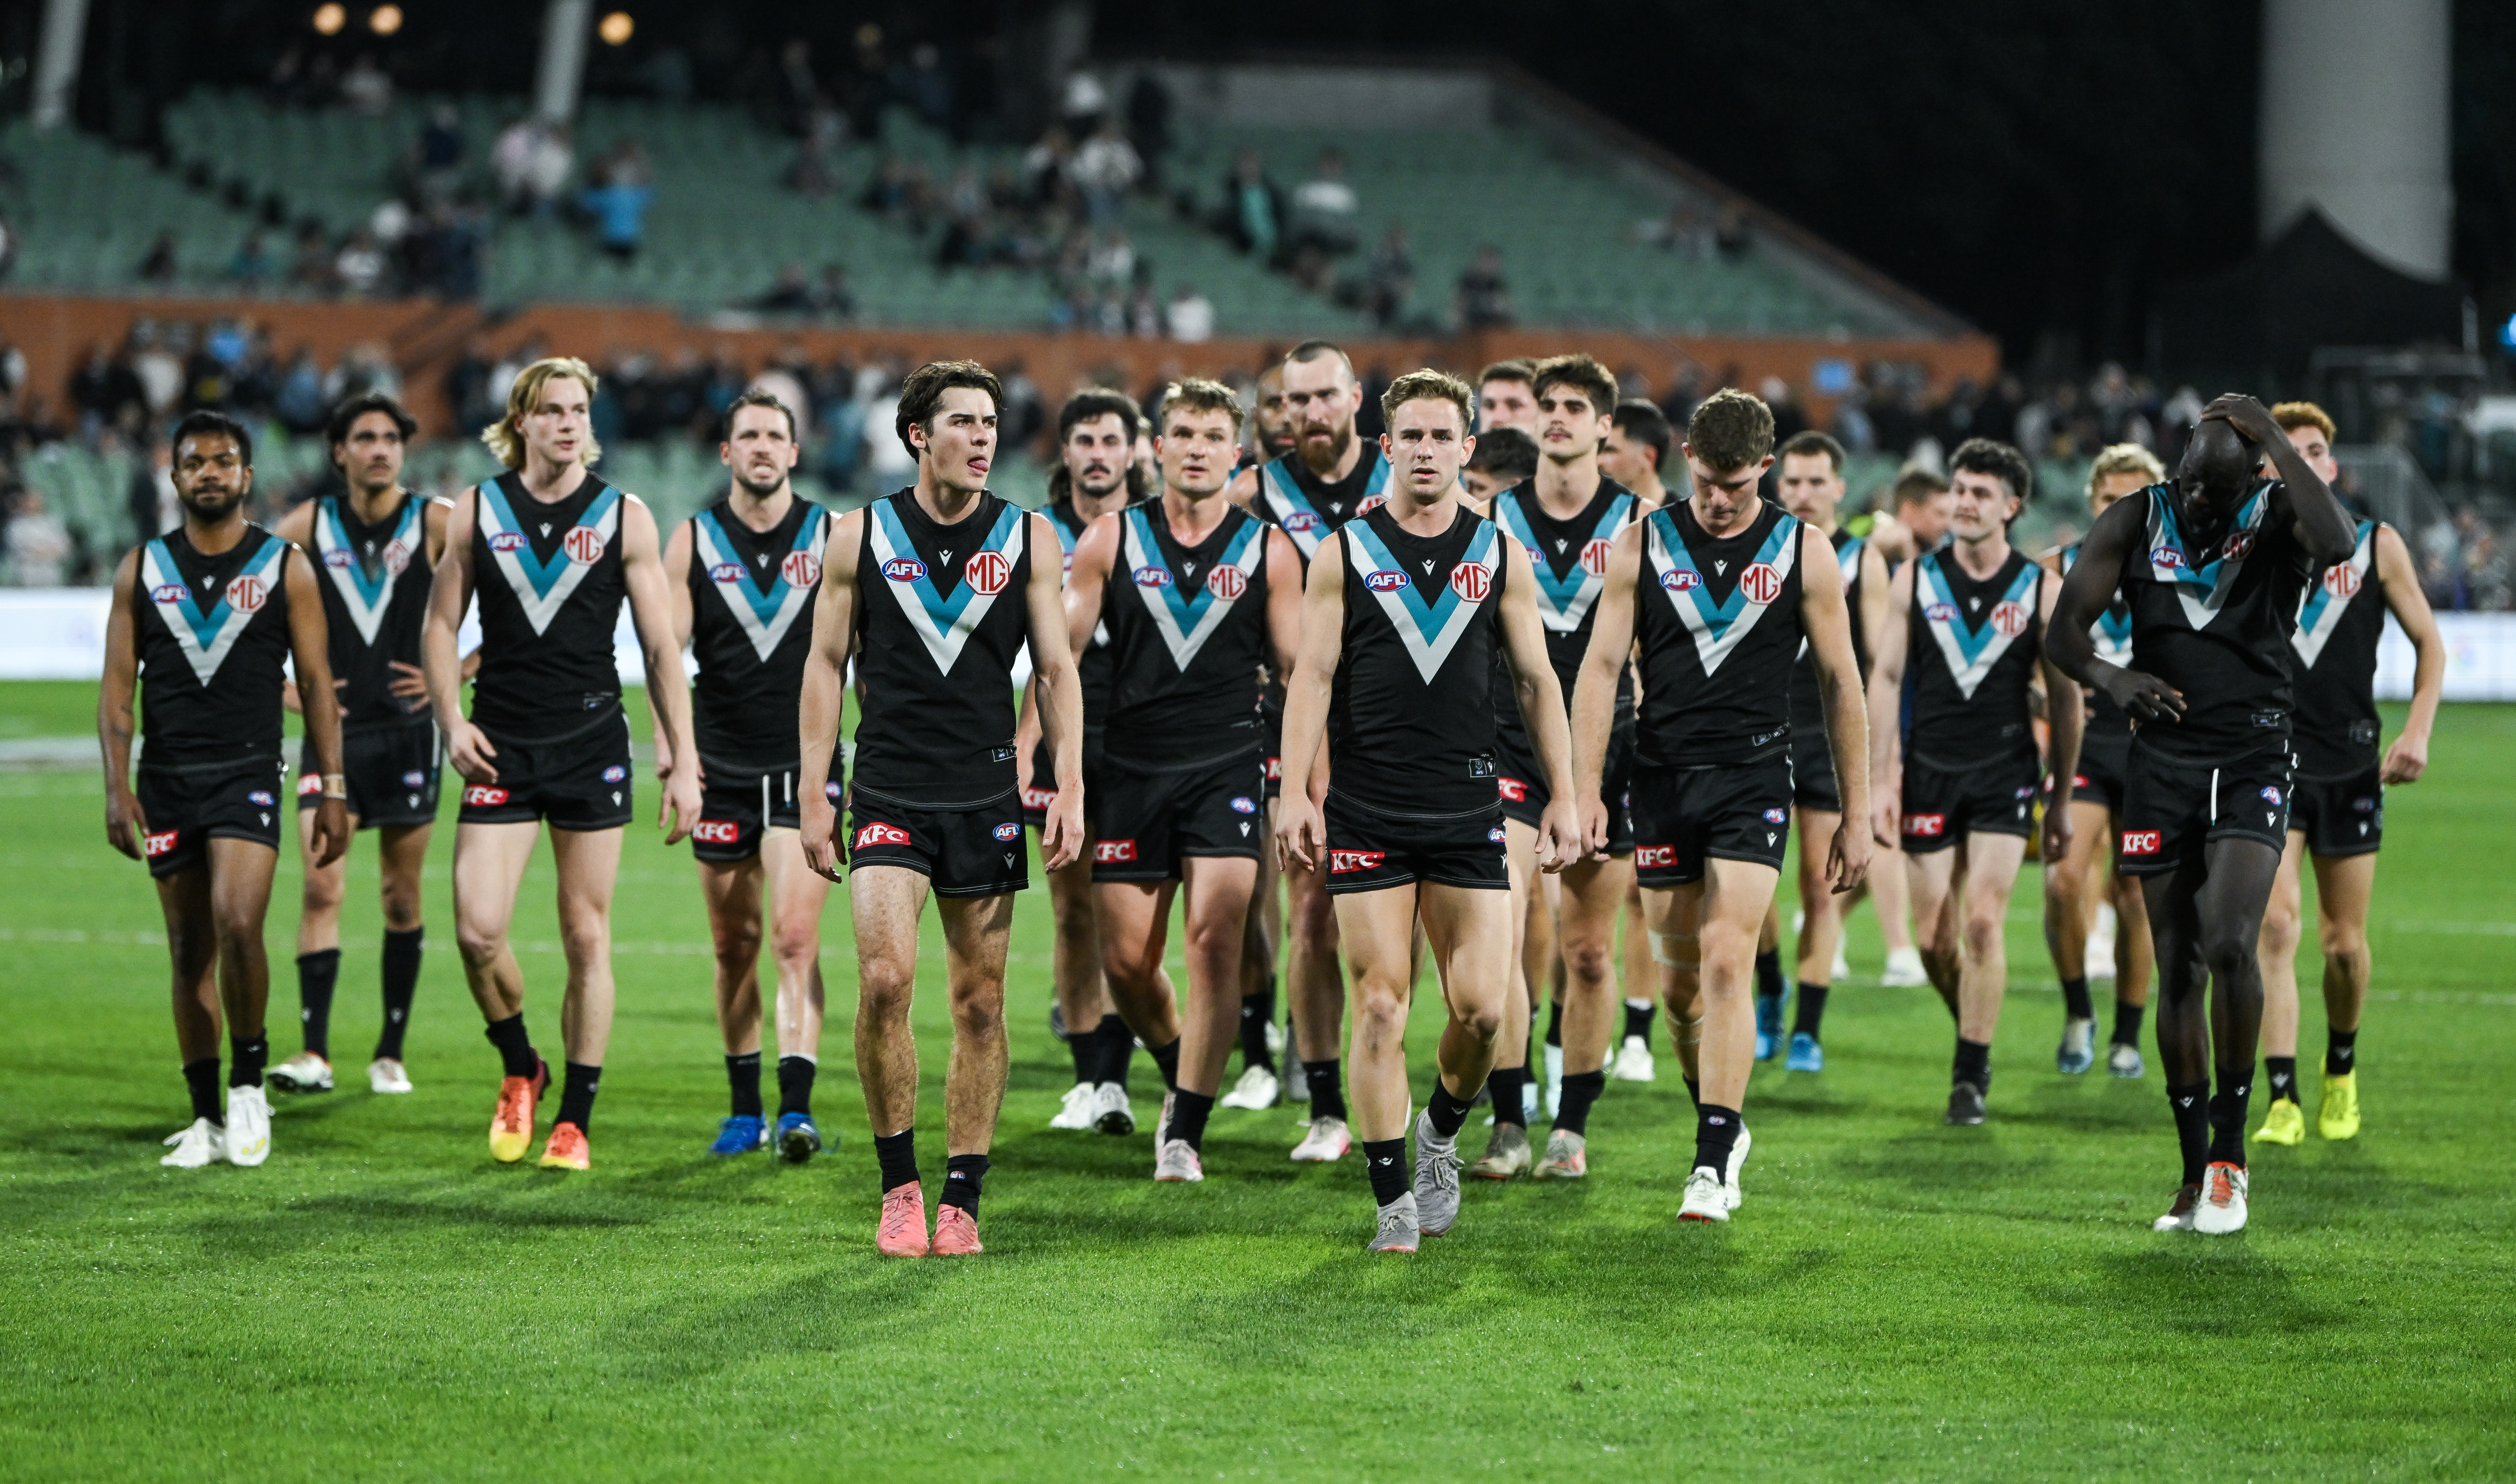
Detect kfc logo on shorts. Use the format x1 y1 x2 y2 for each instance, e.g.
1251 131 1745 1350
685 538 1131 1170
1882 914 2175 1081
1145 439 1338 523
1738 563 1782 605
602 765 628 783
1094 839 1138 864
463 785 510 806
1903 813 1947 837
1230 795 1257 814
1660 569 1700 592
1328 850 1386 874
2324 563 2362 600
1264 757 1283 780
853 823 911 849
1497 777 1528 803
563 527 606 564
1924 603 1959 623
1021 786 1056 811
964 550 1011 597
1581 538 1614 577
2121 829 2162 856
1763 808 1788 824
248 790 276 808
692 820 741 845
297 773 325 797
143 829 179 858
782 551 821 588
993 823 1022 841
709 562 747 584
1364 569 1409 592
1634 845 1677 869
1449 562 1493 603
1990 600 2029 638
2072 774 2090 789
1282 511 1322 534
224 574 268 614
1206 565 1246 600
881 557 928 583
2260 785 2283 805
488 532 527 552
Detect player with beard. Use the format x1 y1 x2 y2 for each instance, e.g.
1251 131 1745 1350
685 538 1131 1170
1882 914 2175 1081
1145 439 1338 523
1477 361 1539 436
800 360 1087 1257
1754 432 1891 1073
1867 440 2080 1125
104 412 351 1168
1570 389 1871 1223
1595 398 1678 1083
1276 369 1582 1252
1017 389 1147 1137
267 393 447 1100
1226 358 1300 1113
1063 378 1303 1180
2048 394 2355 1235
1227 340 1392 1163
426 357 703 1171
2043 445 2169 1079
2253 401 2443 1146
654 392 836 1161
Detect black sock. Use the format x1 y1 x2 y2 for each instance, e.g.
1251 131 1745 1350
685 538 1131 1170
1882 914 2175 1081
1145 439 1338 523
1093 1015 1134 1088
1362 1137 1409 1206
183 1057 223 1124
1488 1064 1527 1130
1239 981 1277 1073
1068 1020 1098 1085
726 1051 763 1118
940 1153 988 1216
1427 1075 1477 1140
229 1032 269 1088
555 1061 601 1132
376 927 422 1061
2167 1079 2211 1186
2326 1027 2358 1077
484 1013 537 1079
2207 1064 2252 1168
1543 999 1564 1049
1167 1089 1215 1152
777 1055 816 1117
2060 975 2094 1020
1555 1069 1607 1136
1754 949 1785 1006
2112 1000 2145 1047
295 949 340 1058
1684 1076 1701 1106
2265 1056 2299 1106
1692 1102 1743 1175
1148 1036 1183 1092
1304 1059 1347 1123
1622 999 1657 1042
1953 1037 1991 1091
874 1128 917 1193
1791 982 1830 1039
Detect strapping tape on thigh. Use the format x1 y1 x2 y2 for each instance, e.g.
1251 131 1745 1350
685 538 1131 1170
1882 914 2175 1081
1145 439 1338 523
1649 930 1696 966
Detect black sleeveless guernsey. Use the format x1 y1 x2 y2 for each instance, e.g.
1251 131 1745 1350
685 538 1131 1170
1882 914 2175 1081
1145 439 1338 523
686 495 829 770
1253 446 1390 568
309 492 435 731
1489 478 1639 750
849 489 1035 806
2120 481 2315 762
2290 519 2386 780
1789 528 1869 736
2060 540 2136 750
133 524 295 767
1328 503 1507 816
1044 494 1123 725
1903 548 2044 769
468 471 628 741
1634 498 1804 768
1098 499 1270 770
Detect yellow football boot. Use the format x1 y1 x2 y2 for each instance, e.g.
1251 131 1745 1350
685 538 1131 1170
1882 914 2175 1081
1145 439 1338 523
2318 1071 2361 1141
2251 1097 2305 1146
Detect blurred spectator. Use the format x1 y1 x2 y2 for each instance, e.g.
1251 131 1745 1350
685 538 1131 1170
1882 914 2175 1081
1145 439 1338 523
1061 70 1109 134
1454 246 1514 330
1165 285 1214 343
340 53 392 115
1068 118 1142 224
5 488 72 586
412 104 465 197
1760 376 1809 444
1086 228 1135 288
754 263 813 313
225 232 275 291
1021 128 1074 208
0 210 16 282
288 225 336 295
335 231 388 297
1128 285 1163 338
1217 149 1282 262
274 351 330 432
137 233 180 285
127 439 177 539
69 341 146 437
814 264 857 320
896 44 956 138
1714 202 1751 258
1633 201 1713 258
580 150 653 262
1362 225 1414 328
131 327 182 419
1289 149 1359 258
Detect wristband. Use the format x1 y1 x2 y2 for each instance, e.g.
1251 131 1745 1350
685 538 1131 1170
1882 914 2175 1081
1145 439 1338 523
322 773 349 799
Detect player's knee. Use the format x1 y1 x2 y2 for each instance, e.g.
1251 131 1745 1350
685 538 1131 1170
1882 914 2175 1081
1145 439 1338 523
2260 899 2302 953
454 918 505 968
2199 925 2257 984
1562 935 1613 987
856 959 915 1020
1452 998 1503 1042
2317 916 2367 964
301 871 344 916
1961 902 2005 954
378 886 422 933
712 920 763 973
768 919 820 974
1184 907 1240 964
556 913 609 964
947 987 1004 1042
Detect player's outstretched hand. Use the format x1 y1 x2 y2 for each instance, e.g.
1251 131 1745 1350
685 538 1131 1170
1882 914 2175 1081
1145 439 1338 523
800 795 843 882
1829 816 1871 895
1041 789 1084 872
2039 790 2074 866
310 796 351 867
1275 796 1324 876
658 762 701 846
1535 799 1584 875
2381 732 2429 785
2098 668 2185 724
105 786 148 861
446 720 500 783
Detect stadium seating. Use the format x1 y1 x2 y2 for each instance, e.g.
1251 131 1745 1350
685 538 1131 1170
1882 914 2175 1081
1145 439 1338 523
0 121 265 291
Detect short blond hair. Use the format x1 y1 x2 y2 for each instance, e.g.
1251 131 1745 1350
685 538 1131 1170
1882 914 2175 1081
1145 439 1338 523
481 356 602 469
2271 400 2337 443
1379 368 1475 434
1157 377 1245 434
2085 442 2165 500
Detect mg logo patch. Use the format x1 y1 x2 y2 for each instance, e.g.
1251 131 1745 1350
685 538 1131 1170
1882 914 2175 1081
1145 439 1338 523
1206 565 1246 600
964 550 1011 597
782 551 821 588
563 527 606 564
1738 563 1782 604
1990 600 2029 637
224 574 268 614
1581 538 1614 576
1449 562 1493 603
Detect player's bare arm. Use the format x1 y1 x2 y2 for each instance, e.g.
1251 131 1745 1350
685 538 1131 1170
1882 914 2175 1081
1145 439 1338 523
283 543 353 868
1272 527 1349 875
422 487 495 782
2047 493 2183 723
1864 558 1914 845
620 495 700 844
1798 522 1871 892
797 508 864 881
2033 559 2081 865
647 516 696 779
2373 523 2445 784
1493 538 1583 872
1263 528 1304 678
2204 393 2355 563
97 549 147 860
1026 509 1087 873
1568 520 1642 855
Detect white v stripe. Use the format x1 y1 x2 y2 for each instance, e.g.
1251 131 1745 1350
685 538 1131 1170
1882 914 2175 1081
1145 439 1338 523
316 498 421 648
1346 522 1496 684
869 503 1024 674
478 484 621 636
143 539 286 686
2292 524 2374 668
695 511 827 663
1919 560 2040 700
1649 515 1798 676
1124 513 1263 673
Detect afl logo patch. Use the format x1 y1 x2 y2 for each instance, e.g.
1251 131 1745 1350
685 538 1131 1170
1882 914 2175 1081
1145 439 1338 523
1206 565 1247 600
324 549 357 569
1581 538 1614 576
1230 795 1257 814
149 583 192 603
224 575 268 614
402 770 427 788
1282 510 1321 533
1132 565 1173 588
2352 795 2375 813
248 790 276 807
881 557 927 582
2150 546 2185 570
709 562 746 583
1763 808 1787 824
993 823 1022 841
692 820 741 845
2260 786 2283 805
1925 603 1958 622
964 550 1011 597
602 765 628 783
782 551 821 588
1488 826 1507 844
1660 569 1699 592
1738 563 1782 604
1449 562 1493 602
1364 570 1408 592
1990 600 2029 637
562 527 606 564
488 532 527 552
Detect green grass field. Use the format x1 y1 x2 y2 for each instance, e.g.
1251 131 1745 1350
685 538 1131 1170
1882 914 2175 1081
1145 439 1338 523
1 680 2510 1481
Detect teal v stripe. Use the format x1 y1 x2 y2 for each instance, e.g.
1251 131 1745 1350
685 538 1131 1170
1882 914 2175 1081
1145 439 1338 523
321 497 417 607
1345 518 1496 644
1132 507 1260 630
872 498 1021 629
483 482 622 599
694 508 814 624
151 536 284 648
1919 556 2040 664
1496 490 1630 616
2152 484 2270 589
1651 508 1794 634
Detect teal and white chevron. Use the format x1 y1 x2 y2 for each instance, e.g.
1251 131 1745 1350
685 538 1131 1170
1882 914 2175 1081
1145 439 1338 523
143 534 286 686
1344 517 1498 684
1647 508 1800 676
478 481 622 637
868 498 1025 674
694 506 827 664
1123 507 1264 673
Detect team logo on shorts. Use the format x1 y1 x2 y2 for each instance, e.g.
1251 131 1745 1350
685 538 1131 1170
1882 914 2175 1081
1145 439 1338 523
882 557 928 582
149 583 192 603
2014 784 2036 799
2072 774 2090 789
1207 566 1246 600
402 770 427 788
602 765 628 783
993 823 1022 841
2260 786 2283 805
488 532 527 552
1021 786 1056 811
1924 603 1958 622
1328 850 1385 874
1230 796 1257 814
1903 813 1947 837
2121 830 2161 855
1990 600 2030 637
1488 827 1507 844
143 829 179 857
692 820 741 845
782 552 821 588
1763 807 1787 824
1449 562 1493 602
463 785 509 806
1497 778 1528 803
1363 570 1409 592
1132 565 1172 588
1095 839 1138 864
709 562 747 583
853 823 912 849
563 528 606 564
1282 511 1322 533
224 574 269 614
1660 570 1700 592
297 773 325 796
2149 546 2185 570
964 550 1011 597
248 790 276 808
1737 563 1782 605
1634 845 1676 869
